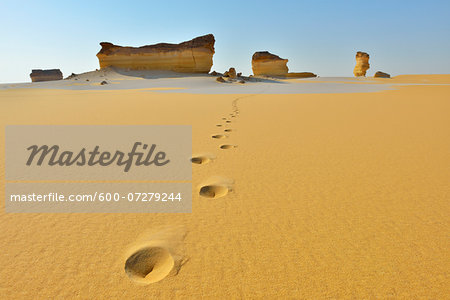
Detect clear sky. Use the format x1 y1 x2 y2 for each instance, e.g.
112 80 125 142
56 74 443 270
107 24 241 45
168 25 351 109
1 0 449 83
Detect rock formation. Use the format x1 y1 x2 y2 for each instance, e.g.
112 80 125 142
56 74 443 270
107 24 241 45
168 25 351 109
286 72 317 78
223 67 237 79
65 73 78 80
210 71 223 76
252 51 288 76
374 71 390 78
353 51 370 77
96 34 215 73
30 69 63 82
251 51 316 78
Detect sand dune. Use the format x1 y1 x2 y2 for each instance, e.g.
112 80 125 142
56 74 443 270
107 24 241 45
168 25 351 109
1 75 449 298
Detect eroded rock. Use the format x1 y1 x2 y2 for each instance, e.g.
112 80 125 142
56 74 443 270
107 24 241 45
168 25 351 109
353 51 370 77
252 51 288 76
285 72 317 78
252 51 317 78
96 34 215 73
30 69 63 82
374 71 390 78
223 67 237 79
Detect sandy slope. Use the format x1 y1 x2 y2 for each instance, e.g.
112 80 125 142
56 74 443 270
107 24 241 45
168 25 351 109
0 75 449 299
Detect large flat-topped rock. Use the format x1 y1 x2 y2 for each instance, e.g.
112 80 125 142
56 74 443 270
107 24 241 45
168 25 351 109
252 51 316 78
96 34 215 73
252 51 289 76
30 69 63 82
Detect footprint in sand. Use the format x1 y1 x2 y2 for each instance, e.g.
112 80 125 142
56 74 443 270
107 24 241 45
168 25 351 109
191 153 216 165
224 129 233 132
220 144 237 150
216 124 222 127
125 246 174 284
211 134 227 139
199 177 234 199
124 227 187 285
226 120 231 123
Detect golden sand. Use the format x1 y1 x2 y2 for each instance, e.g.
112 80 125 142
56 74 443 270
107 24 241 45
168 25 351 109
0 76 449 298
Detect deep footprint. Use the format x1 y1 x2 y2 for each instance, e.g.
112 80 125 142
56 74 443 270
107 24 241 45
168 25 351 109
212 134 227 139
191 156 211 164
124 246 174 284
224 129 233 132
199 185 230 199
220 144 237 149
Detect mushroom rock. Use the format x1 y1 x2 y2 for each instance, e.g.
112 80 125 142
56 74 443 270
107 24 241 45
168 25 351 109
353 51 370 77
30 69 63 82
374 71 390 78
251 51 317 78
96 34 215 73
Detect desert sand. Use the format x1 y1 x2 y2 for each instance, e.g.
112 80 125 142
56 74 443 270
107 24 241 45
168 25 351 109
1 74 449 298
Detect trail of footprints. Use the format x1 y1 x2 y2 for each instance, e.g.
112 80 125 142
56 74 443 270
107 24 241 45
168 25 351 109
125 100 241 284
193 98 240 199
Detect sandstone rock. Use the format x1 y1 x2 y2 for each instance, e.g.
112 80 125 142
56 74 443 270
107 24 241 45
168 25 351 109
252 51 317 78
226 67 236 79
237 72 242 77
353 51 370 77
216 77 226 83
100 80 108 85
285 72 317 78
96 34 215 73
252 51 288 76
374 71 390 78
30 69 63 82
210 71 223 76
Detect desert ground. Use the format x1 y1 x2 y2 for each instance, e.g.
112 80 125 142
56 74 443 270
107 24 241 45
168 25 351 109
1 73 449 298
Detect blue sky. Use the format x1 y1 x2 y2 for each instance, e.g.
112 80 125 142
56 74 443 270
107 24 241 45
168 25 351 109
1 0 449 83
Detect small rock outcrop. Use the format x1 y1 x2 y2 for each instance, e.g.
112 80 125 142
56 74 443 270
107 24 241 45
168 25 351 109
374 71 390 78
96 34 215 73
30 69 63 82
65 73 78 80
210 71 223 76
216 68 251 84
285 72 317 78
353 51 370 77
251 51 317 78
223 67 237 79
